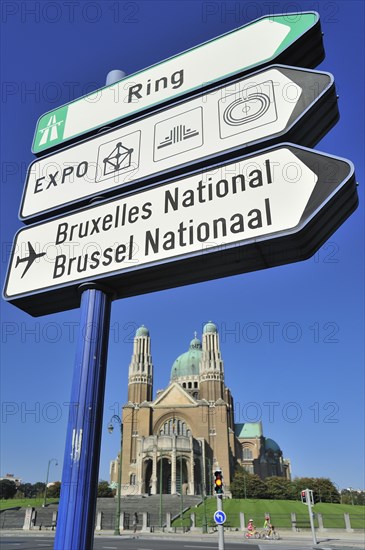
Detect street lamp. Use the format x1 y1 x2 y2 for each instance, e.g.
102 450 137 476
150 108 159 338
159 453 163 529
243 468 247 499
108 415 123 535
180 455 184 529
199 444 207 534
43 458 58 507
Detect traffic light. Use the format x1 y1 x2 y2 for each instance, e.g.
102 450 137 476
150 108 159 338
214 469 224 494
301 489 314 505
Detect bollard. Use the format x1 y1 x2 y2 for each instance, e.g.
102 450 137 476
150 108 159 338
344 513 353 532
317 513 326 531
142 512 149 532
95 511 102 531
23 507 34 530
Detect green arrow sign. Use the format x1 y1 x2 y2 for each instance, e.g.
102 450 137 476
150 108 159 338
32 12 323 155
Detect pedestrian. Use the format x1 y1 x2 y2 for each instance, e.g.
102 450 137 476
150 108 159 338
132 511 138 533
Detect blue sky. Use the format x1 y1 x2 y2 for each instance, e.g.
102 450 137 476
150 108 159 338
1 1 364 492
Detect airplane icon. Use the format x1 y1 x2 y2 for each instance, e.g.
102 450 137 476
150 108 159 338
15 242 46 278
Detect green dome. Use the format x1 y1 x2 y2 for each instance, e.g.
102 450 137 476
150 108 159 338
265 438 281 452
135 325 149 337
203 321 218 334
189 337 202 350
171 336 202 380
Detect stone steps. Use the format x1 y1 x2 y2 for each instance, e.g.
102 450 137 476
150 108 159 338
97 495 202 530
0 496 203 530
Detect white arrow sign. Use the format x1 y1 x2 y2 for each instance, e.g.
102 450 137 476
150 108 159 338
214 510 227 525
21 66 336 222
31 12 323 155
4 145 357 317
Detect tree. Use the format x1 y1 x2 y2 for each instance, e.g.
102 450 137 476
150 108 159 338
265 476 296 500
293 477 340 503
0 479 17 499
33 482 46 497
315 478 340 503
230 468 267 499
46 482 61 498
17 483 37 498
97 480 113 498
341 489 365 506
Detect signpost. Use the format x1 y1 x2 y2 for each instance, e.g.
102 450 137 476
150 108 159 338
3 10 358 550
21 66 338 223
301 488 317 545
4 144 357 317
31 12 324 155
215 481 226 550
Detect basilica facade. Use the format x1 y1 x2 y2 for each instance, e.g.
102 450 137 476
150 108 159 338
110 322 290 496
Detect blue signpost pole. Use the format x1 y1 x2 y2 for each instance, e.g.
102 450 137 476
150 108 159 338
54 284 112 550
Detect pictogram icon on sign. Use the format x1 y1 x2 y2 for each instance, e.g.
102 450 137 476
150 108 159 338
103 142 134 175
218 81 279 139
157 124 200 149
38 114 64 146
222 92 270 126
154 107 203 162
15 242 46 279
96 130 141 182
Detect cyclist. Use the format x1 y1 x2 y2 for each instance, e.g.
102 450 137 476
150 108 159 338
263 515 273 538
246 518 256 537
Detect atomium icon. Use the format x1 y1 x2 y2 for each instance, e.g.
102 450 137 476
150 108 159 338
103 141 134 176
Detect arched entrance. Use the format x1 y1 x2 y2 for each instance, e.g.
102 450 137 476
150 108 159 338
194 459 202 495
157 457 171 494
143 458 153 494
176 456 188 494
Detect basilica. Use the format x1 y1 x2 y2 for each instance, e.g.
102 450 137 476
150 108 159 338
110 322 290 496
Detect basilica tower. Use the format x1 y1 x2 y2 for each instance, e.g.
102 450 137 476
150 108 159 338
127 325 153 403
199 321 225 402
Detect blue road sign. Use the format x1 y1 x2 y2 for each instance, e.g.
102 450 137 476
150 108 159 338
214 510 226 525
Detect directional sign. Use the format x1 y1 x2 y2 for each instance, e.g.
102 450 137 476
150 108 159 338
31 12 324 155
4 144 357 317
21 66 338 223
214 511 227 525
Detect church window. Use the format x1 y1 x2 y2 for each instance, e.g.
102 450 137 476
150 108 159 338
161 418 190 436
193 392 198 399
243 447 253 460
130 474 136 485
188 382 192 389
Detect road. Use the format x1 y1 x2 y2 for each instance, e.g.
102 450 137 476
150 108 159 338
0 534 329 550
